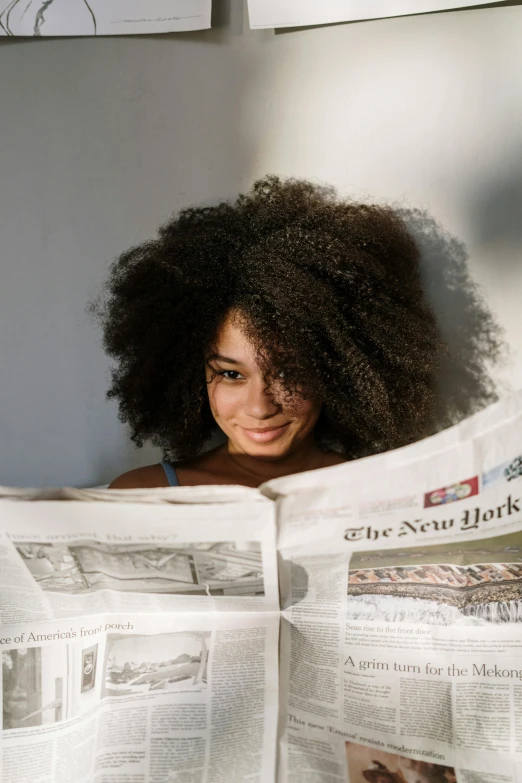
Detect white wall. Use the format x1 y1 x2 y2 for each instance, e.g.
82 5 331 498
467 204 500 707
1 1 521 487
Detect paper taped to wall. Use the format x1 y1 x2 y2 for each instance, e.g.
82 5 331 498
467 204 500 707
0 0 211 36
247 0 505 29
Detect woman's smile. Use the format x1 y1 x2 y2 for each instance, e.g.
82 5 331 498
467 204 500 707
239 422 291 443
205 310 322 460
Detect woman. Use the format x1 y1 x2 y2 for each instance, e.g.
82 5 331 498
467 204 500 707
95 176 501 489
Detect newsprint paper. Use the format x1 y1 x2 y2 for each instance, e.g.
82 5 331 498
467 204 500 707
2 391 522 783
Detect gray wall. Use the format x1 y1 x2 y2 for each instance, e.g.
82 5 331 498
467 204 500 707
1 1 521 487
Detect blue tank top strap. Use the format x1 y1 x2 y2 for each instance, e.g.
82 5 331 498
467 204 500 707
160 460 179 487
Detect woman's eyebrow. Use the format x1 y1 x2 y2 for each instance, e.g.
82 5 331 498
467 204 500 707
208 353 245 365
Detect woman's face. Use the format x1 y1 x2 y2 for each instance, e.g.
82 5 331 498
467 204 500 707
205 312 321 460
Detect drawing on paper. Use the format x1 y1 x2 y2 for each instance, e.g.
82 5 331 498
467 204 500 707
0 0 211 36
0 0 96 36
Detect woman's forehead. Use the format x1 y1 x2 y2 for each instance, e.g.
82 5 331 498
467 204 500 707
211 312 258 366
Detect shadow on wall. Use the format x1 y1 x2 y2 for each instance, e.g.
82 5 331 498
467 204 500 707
464 154 522 391
398 208 507 423
471 159 522 248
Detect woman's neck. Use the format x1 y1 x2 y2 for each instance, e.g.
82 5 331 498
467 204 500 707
174 440 346 488
222 437 341 486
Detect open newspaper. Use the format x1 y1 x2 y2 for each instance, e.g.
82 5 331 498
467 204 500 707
1 390 522 783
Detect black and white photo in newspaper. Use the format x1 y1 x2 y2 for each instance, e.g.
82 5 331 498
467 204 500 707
0 495 279 622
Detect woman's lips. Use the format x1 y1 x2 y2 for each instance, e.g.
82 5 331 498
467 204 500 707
241 423 290 443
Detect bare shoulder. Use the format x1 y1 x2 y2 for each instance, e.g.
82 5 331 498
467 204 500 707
108 464 169 489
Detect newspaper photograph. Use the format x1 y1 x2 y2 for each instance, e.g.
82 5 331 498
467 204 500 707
3 645 65 730
15 540 264 597
0 497 278 623
347 531 522 626
3 641 101 730
102 631 210 698
345 743 457 783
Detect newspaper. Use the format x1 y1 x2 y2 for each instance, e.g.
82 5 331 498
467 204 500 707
247 0 506 29
1 391 522 782
0 0 211 37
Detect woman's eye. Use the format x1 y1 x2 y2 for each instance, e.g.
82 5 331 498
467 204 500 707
219 370 243 380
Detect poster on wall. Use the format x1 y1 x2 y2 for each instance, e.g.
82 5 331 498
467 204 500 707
247 0 505 29
0 0 211 37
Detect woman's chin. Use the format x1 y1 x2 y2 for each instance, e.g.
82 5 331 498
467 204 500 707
234 436 293 461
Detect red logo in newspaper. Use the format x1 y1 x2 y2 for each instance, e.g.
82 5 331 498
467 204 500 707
424 476 478 508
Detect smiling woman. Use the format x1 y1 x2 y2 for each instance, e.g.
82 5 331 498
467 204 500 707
92 176 502 489
194 308 340 486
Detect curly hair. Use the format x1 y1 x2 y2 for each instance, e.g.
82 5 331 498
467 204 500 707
92 175 503 462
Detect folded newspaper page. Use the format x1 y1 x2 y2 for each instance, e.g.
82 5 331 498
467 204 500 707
274 395 522 783
1 390 521 782
0 491 280 783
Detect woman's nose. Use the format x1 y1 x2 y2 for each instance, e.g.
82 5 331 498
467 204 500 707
244 376 280 419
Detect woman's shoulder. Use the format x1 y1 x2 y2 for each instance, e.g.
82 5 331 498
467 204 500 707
108 451 224 489
108 447 347 489
108 464 170 489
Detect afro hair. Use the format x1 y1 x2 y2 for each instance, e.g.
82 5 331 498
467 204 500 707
93 175 503 462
